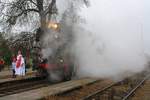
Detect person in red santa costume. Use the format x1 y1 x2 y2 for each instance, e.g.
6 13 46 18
15 50 25 76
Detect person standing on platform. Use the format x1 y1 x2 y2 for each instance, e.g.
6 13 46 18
11 58 16 78
0 58 5 71
21 56 25 76
15 50 24 76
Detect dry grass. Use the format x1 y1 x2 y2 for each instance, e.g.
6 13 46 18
132 81 150 100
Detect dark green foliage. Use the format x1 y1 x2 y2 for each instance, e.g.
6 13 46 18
0 32 12 65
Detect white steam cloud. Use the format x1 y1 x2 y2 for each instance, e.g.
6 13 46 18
72 0 147 78
43 0 148 79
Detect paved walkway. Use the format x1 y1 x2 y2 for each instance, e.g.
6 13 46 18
0 68 37 84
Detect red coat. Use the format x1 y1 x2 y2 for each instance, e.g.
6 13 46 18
16 55 22 68
0 59 4 65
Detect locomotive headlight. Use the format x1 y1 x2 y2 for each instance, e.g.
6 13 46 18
53 23 58 29
60 59 63 63
48 22 59 30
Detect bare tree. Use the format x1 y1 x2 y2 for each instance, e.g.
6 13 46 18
0 0 57 32
0 0 89 32
7 32 35 50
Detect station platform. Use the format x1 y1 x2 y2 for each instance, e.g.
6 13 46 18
0 78 97 100
0 69 37 84
0 69 36 79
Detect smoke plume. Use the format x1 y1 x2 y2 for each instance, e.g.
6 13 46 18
72 0 147 78
42 0 147 80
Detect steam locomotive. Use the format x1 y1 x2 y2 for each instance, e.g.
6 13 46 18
35 51 75 82
33 22 75 82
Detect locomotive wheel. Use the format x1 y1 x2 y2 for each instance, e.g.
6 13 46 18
64 65 75 81
48 69 64 83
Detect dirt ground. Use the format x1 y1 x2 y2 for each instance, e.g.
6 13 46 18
132 80 150 100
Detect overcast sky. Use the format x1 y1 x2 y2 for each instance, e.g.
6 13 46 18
79 0 150 55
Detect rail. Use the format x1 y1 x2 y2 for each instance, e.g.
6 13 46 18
82 80 122 100
82 73 150 100
0 76 49 97
122 74 150 100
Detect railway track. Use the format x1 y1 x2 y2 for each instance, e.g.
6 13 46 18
122 74 150 100
0 72 149 100
81 80 122 100
81 74 150 100
45 79 116 100
46 72 149 100
0 78 98 100
0 76 50 97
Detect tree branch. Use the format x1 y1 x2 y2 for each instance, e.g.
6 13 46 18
26 8 39 13
28 0 37 7
36 0 43 12
4 8 39 17
0 1 13 6
10 1 39 12
44 0 56 15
